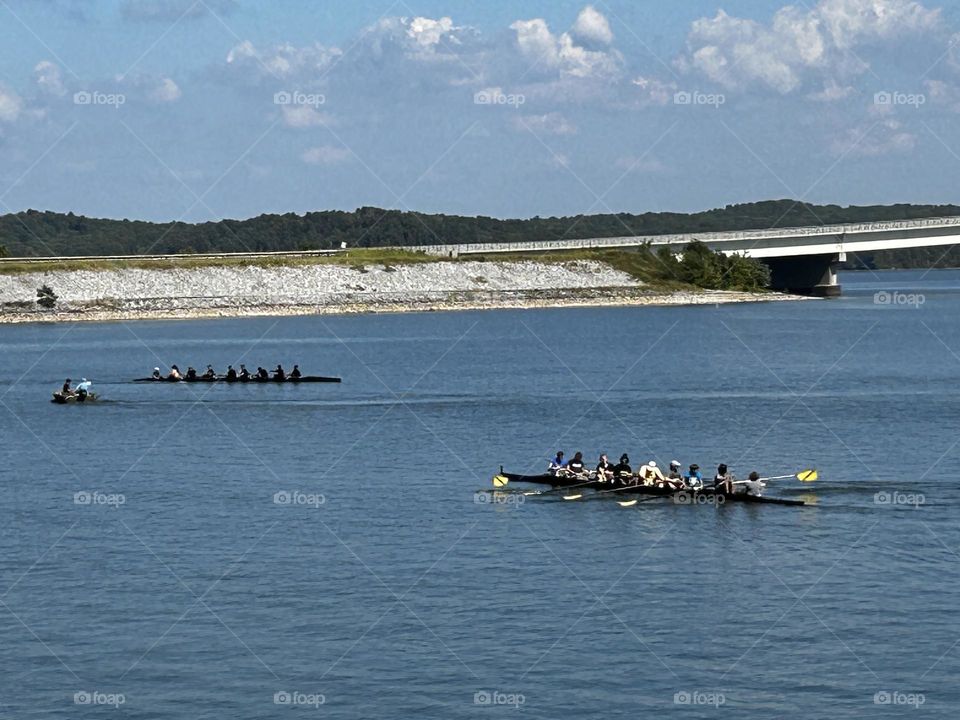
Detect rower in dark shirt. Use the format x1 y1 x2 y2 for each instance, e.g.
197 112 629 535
257 367 269 380
238 364 250 380
62 378 73 395
614 454 633 482
226 365 238 381
596 454 614 483
713 463 734 494
202 365 216 379
186 367 198 380
273 364 286 381
567 451 586 476
290 364 302 379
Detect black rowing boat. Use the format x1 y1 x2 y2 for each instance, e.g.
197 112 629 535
494 469 807 506
133 375 341 384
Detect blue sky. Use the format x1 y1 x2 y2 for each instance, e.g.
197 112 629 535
0 0 959 222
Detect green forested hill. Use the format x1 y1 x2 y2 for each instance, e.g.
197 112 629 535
1 200 959 265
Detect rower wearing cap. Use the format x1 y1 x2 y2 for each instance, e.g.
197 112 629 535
548 451 566 474
151 367 162 380
596 454 614 483
743 471 765 496
76 378 92 400
713 464 734 494
684 464 703 489
639 460 666 486
665 460 685 489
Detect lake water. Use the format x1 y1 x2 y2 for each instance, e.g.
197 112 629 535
2 269 959 718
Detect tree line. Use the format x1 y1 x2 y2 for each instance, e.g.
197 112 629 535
1 200 958 266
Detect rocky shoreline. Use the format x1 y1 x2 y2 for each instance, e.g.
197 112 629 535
0 260 807 324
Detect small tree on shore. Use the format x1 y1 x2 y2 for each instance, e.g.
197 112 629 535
0 244 8 258
36 284 58 309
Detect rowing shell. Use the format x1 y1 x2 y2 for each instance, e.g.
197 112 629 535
133 375 341 384
493 470 807 506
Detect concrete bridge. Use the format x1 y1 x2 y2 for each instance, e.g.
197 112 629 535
421 216 960 296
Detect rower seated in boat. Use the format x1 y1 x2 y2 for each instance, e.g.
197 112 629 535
202 365 216 379
76 378 92 400
226 365 238 381
639 460 666 486
257 366 269 380
566 451 586 477
548 451 566 474
743 471 765 496
713 464 734 494
186 366 198 380
239 364 250 380
168 365 182 380
61 378 75 397
291 364 302 379
596 454 614 483
661 460 686 489
614 454 634 483
684 464 703 489
151 367 162 380
273 364 286 380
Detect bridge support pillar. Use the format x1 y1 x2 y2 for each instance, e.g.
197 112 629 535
763 252 844 297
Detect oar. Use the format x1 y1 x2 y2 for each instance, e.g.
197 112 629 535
562 478 642 501
618 495 671 508
524 476 595 496
732 469 818 485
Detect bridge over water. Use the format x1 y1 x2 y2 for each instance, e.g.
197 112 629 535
421 216 960 296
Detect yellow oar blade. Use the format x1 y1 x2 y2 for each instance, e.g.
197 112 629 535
492 475 509 488
618 500 638 508
562 494 583 501
796 469 818 482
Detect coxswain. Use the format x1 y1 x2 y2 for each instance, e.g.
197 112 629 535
226 365 238 381
239 364 250 380
291 364 302 379
61 378 74 396
548 451 566 473
743 471 765 496
684 464 703 489
257 366 269 380
202 365 216 380
168 365 182 380
713 464 734 494
151 367 161 380
76 378 92 400
614 454 633 482
186 366 198 380
567 451 586 477
639 460 666 486
596 454 614 483
274 364 286 380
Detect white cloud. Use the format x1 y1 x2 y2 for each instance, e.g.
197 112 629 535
281 105 332 128
680 0 942 94
510 12 622 79
226 40 342 82
515 112 578 136
302 146 352 165
572 5 614 46
832 118 917 156
632 75 677 105
149 77 181 103
34 61 66 96
0 85 23 122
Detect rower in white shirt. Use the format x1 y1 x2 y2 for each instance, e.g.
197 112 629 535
639 460 666 486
